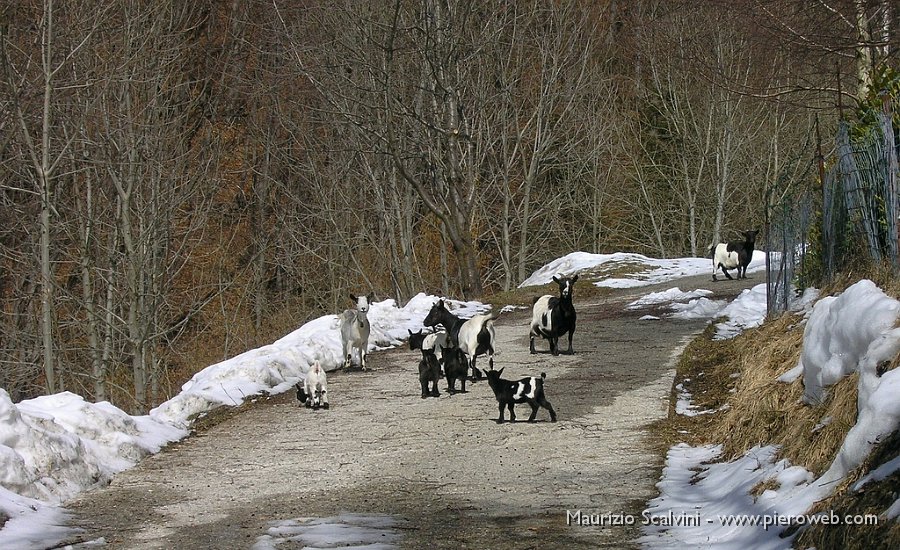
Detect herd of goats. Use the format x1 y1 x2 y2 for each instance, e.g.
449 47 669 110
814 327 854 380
295 228 759 424
296 274 578 424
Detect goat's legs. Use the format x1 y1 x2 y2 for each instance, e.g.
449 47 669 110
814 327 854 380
527 402 539 422
470 357 483 380
566 330 575 355
541 397 558 422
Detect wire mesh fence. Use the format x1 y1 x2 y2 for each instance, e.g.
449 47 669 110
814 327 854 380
766 97 899 316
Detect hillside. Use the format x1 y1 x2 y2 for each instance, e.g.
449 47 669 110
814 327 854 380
645 274 900 548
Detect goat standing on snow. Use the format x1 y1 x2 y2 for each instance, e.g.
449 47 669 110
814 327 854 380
297 361 329 409
530 275 578 356
423 300 496 380
710 230 759 281
340 294 372 370
485 368 557 423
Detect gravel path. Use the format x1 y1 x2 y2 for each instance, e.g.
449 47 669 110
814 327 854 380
62 274 758 549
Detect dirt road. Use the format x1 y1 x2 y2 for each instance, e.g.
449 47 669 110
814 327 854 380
62 274 757 549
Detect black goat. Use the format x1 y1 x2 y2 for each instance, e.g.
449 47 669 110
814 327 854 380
418 349 441 398
441 346 468 394
711 230 759 281
485 368 557 424
529 275 578 355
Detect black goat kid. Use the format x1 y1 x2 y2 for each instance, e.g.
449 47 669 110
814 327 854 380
485 368 557 424
441 346 469 394
418 349 441 399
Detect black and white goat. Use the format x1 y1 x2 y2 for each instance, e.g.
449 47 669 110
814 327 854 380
710 230 759 281
340 294 372 370
296 361 329 409
423 300 496 379
407 329 449 358
485 368 557 424
530 275 578 356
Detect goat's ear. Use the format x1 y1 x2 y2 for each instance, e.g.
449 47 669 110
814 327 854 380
552 275 560 283
408 329 413 336
497 367 504 376
572 274 579 283
349 293 357 302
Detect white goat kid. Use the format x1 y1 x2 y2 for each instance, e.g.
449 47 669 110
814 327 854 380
300 361 329 409
340 293 373 370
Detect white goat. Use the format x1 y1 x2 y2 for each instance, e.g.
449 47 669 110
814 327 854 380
302 361 329 409
340 294 372 370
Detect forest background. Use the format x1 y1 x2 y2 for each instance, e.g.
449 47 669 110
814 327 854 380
1 0 897 413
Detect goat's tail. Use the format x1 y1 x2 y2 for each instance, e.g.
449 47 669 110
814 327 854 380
541 372 547 380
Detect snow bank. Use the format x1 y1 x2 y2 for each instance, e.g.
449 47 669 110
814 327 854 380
799 279 900 405
816 324 900 487
520 250 767 289
0 390 184 504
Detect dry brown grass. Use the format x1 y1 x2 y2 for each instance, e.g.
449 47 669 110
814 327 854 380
710 313 861 476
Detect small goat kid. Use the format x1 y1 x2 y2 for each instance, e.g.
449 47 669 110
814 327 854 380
296 361 329 409
530 275 578 356
418 349 441 398
711 230 759 281
340 294 372 370
423 300 496 379
485 368 557 423
441 346 469 394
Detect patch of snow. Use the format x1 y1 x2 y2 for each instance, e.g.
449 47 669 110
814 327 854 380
627 288 713 309
853 455 900 491
252 513 401 550
713 284 768 340
777 365 803 383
